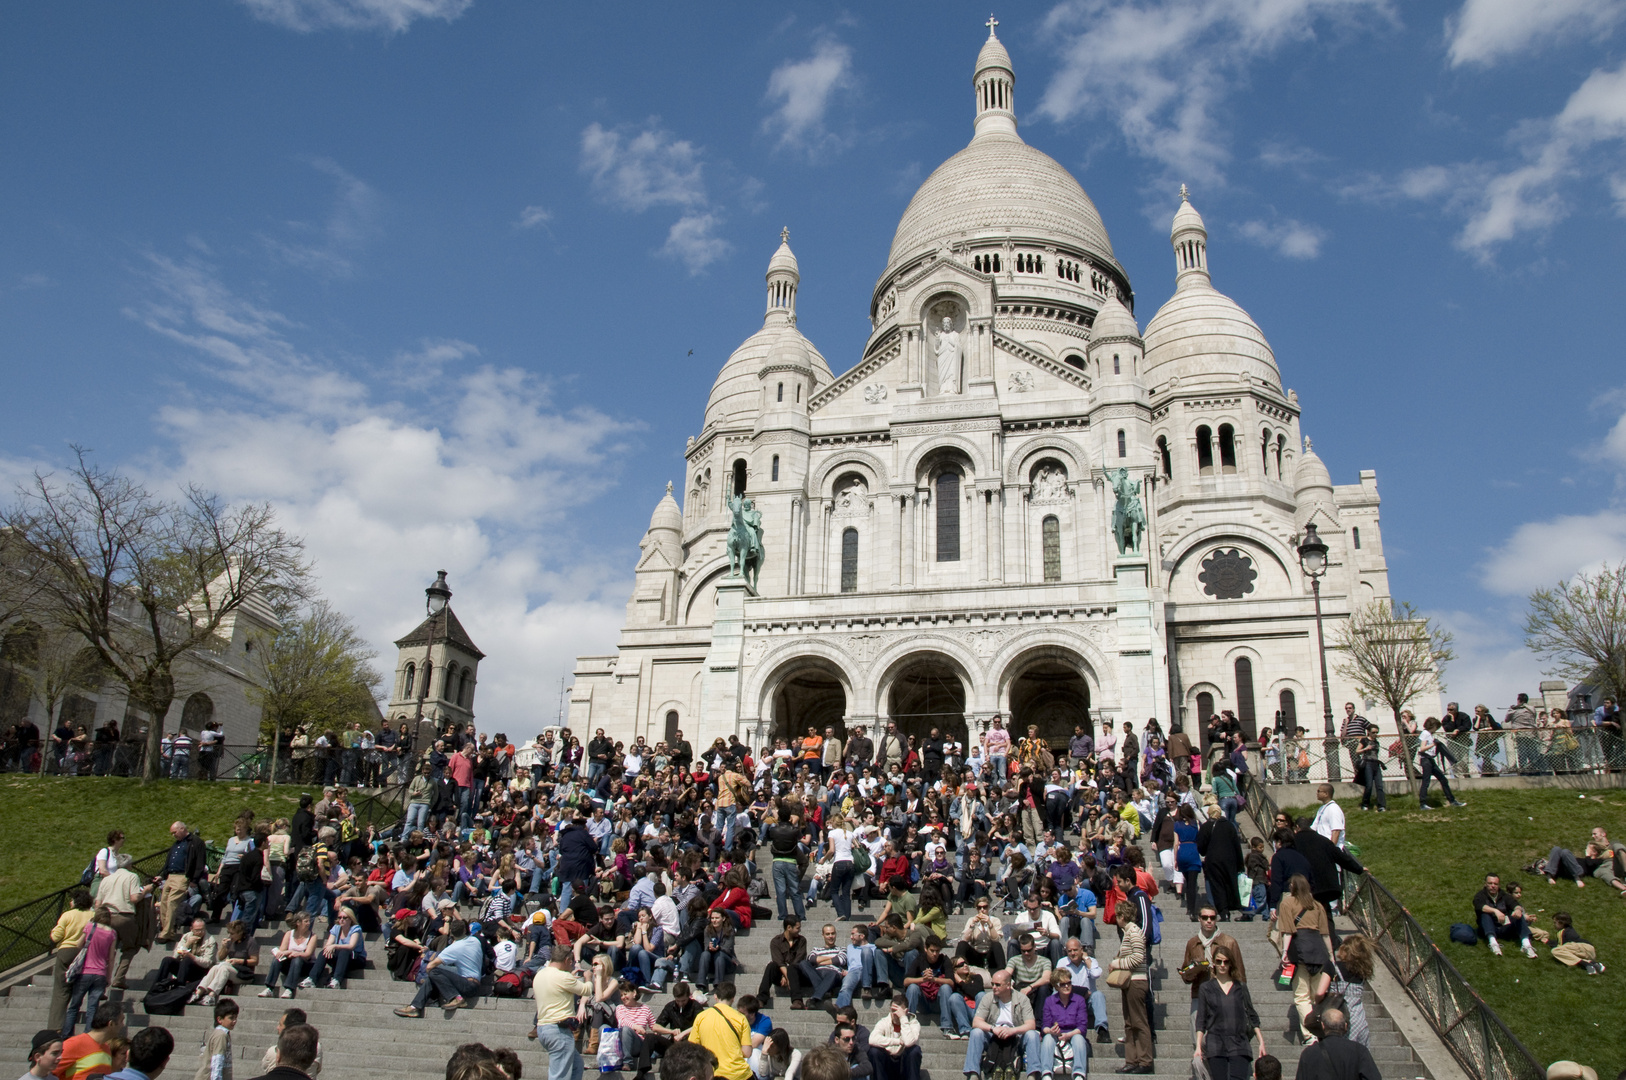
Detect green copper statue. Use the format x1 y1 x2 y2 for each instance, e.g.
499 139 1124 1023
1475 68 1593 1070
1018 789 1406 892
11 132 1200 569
727 493 765 591
1109 468 1146 555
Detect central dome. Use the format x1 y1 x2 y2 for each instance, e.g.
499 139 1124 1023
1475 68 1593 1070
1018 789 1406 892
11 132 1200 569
887 134 1117 271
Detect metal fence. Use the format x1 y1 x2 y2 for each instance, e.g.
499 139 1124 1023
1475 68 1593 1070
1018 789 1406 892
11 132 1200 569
1256 728 1626 787
14 741 421 788
1240 776 1546 1080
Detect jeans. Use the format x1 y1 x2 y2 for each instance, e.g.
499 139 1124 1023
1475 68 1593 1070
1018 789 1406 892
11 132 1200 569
405 803 430 832
458 785 475 828
264 956 308 992
697 949 735 987
233 889 263 932
832 860 856 919
1544 846 1586 882
796 959 841 1003
537 1023 584 1080
1039 1032 1088 1075
1205 1055 1254 1080
1359 760 1387 809
906 985 971 1034
1480 912 1529 944
987 754 1007 782
874 1045 922 1080
307 949 354 986
772 859 805 921
630 945 661 986
964 1028 1041 1076
1220 796 1243 824
61 974 106 1038
1418 756 1457 806
412 967 478 1009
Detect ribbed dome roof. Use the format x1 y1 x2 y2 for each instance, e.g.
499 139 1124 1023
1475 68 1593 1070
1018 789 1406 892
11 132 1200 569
704 325 830 430
887 136 1116 271
975 31 1013 76
1294 440 1333 494
648 482 682 535
1144 284 1275 378
1090 293 1140 342
767 235 799 277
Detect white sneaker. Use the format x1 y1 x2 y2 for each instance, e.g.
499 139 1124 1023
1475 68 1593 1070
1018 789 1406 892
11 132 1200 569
328 979 341 989
1488 938 1503 956
298 978 315 988
280 988 295 998
258 987 276 998
1522 942 1538 959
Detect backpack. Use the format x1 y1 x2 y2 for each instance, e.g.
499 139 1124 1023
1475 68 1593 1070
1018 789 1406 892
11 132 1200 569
1147 901 1164 946
492 971 525 997
295 847 320 883
78 855 98 888
1449 923 1479 946
142 976 194 1016
850 842 872 876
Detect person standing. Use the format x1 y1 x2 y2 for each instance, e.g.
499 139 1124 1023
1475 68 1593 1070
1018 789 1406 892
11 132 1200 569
821 729 844 781
47 892 95 1032
691 983 754 1080
156 823 207 944
1179 907 1244 1035
1108 903 1152 1075
532 950 592 1080
96 856 153 990
982 718 1009 783
191 999 237 1080
1505 693 1541 773
1193 944 1264 1080
1165 727 1193 782
1417 718 1467 809
1309 786 1345 848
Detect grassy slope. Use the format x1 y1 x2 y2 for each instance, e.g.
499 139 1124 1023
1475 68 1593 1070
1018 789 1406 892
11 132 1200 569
1283 788 1626 1077
0 775 322 912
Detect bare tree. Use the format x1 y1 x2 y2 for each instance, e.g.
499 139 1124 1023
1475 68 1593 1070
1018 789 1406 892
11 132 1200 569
1334 599 1455 783
1 450 308 779
31 626 108 743
250 599 382 785
1526 563 1626 703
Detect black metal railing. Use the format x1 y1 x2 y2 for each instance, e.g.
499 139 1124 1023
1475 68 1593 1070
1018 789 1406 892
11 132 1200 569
1240 777 1545 1080
0 846 222 977
14 740 421 788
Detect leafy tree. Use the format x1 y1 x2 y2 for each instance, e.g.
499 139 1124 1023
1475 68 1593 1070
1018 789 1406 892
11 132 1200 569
250 599 382 784
1525 563 1626 703
1 450 308 779
1334 599 1455 783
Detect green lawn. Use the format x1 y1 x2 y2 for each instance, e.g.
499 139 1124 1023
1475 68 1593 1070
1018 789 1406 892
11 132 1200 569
0 775 324 912
1283 788 1626 1078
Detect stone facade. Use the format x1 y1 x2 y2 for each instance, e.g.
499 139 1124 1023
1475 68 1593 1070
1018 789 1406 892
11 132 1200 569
569 26 1392 753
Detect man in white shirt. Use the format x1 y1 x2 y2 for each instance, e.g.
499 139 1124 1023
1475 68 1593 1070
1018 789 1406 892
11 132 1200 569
1311 784 1346 847
1008 896 1064 964
650 887 681 939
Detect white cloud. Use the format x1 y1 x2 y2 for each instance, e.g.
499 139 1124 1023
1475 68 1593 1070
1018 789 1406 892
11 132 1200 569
515 205 552 229
662 212 732 274
1037 0 1392 183
580 121 733 273
1430 607 1545 711
1237 217 1327 257
1481 512 1626 596
1446 0 1626 67
93 255 640 738
261 159 382 279
580 122 708 213
762 40 855 154
1413 62 1626 256
238 0 472 33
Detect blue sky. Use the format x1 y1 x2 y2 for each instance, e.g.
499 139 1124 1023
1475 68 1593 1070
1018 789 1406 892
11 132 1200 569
3 0 1625 737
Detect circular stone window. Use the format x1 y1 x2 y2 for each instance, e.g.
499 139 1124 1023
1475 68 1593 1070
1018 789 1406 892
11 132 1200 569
1198 548 1258 599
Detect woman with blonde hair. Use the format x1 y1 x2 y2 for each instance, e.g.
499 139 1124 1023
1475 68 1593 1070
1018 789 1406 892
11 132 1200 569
1312 934 1375 1045
1277 875 1332 1042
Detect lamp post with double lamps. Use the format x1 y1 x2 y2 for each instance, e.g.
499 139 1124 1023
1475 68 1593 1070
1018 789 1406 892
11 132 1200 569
1296 524 1340 782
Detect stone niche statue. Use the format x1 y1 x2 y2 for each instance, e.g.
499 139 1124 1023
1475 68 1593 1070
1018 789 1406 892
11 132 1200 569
1109 468 1146 555
727 493 765 591
931 306 962 395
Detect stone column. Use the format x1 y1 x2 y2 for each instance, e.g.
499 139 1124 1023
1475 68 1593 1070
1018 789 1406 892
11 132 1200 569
786 497 800 595
699 581 750 747
989 486 1004 584
889 493 903 588
975 486 989 583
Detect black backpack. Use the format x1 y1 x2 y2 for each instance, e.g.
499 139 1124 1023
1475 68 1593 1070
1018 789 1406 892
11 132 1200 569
143 976 194 1016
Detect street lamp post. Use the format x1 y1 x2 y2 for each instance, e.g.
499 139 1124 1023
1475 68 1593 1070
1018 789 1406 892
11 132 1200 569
409 571 453 780
1297 524 1340 781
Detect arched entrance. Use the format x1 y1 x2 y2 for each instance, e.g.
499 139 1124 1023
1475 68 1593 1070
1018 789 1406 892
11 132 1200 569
1004 649 1092 750
885 653 969 743
769 658 849 744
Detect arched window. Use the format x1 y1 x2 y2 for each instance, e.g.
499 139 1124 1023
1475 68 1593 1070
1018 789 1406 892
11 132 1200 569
841 527 859 592
1116 429 1127 459
1352 526 1362 550
1218 425 1237 472
422 661 433 705
1261 427 1273 475
796 384 801 403
935 471 961 562
1196 691 1216 731
1278 689 1298 733
771 455 780 482
1064 354 1085 371
181 692 214 730
403 662 416 699
442 663 457 700
1275 435 1286 479
1113 353 1120 375
1157 436 1172 480
776 383 783 402
1196 426 1214 474
732 460 747 497
664 710 680 744
1042 516 1061 582
459 669 471 708
1235 658 1257 738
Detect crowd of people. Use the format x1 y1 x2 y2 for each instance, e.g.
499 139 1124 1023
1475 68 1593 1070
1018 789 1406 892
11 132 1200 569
24 1004 322 1080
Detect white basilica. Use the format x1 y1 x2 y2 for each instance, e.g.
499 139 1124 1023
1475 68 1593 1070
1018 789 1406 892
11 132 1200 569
568 24 1391 753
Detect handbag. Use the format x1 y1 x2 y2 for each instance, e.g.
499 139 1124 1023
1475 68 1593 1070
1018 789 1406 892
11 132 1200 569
1105 967 1132 989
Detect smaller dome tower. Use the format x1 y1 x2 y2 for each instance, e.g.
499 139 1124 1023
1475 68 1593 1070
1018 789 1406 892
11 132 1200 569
974 16 1017 140
1171 184 1209 290
1293 436 1337 528
765 226 800 326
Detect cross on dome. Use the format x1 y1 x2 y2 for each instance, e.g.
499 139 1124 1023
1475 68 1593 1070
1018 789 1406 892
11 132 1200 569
1180 183 1189 202
781 226 790 244
986 14 999 35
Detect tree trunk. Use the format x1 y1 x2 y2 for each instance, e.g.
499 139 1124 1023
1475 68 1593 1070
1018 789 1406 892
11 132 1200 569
267 721 280 790
139 671 177 782
1391 708 1417 793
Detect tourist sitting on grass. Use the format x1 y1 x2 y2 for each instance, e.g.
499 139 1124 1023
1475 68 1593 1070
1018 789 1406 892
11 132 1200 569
1548 912 1605 975
1471 874 1537 957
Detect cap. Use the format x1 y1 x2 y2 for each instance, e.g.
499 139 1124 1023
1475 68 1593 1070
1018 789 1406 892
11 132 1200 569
31 1030 62 1058
1547 1065 1599 1080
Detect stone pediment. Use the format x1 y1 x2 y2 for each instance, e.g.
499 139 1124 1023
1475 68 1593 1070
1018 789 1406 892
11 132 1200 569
994 331 1091 391
810 330 904 413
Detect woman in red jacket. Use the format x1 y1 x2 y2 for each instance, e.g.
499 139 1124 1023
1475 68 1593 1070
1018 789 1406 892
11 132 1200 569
708 866 754 930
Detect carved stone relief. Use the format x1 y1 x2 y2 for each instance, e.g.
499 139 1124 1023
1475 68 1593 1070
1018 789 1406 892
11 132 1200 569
844 635 885 664
863 383 889 404
1031 465 1069 505
833 481 871 519
1008 371 1034 393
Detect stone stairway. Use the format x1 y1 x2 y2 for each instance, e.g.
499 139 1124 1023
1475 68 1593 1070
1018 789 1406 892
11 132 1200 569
1 846 1435 1079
